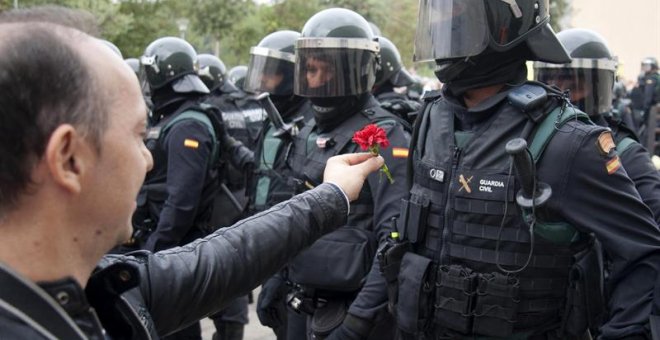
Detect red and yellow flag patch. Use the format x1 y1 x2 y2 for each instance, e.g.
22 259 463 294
184 138 199 149
392 147 409 158
606 156 621 174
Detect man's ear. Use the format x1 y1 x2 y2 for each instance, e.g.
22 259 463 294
44 125 92 194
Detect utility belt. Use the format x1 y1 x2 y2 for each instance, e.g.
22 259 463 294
378 235 604 339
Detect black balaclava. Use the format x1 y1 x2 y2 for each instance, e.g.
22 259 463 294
436 45 529 97
373 80 395 97
271 94 305 120
150 85 197 120
311 93 370 133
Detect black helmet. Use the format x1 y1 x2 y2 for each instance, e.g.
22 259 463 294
368 22 382 37
140 36 209 94
197 54 227 90
642 57 659 73
124 58 140 76
413 0 570 64
244 30 299 96
375 36 414 87
100 39 123 58
228 65 248 90
294 8 380 98
534 28 617 116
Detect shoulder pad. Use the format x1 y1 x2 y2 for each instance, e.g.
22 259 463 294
508 83 548 113
421 89 442 102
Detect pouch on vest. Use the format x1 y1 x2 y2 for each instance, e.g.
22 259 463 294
561 238 605 337
311 298 349 338
397 252 434 335
400 195 430 244
378 235 411 315
433 265 477 334
472 272 520 337
288 227 376 292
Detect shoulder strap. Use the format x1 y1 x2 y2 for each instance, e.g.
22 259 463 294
406 94 438 190
161 107 220 169
617 136 637 154
529 105 592 163
0 263 86 340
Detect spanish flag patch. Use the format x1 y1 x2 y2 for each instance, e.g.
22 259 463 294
184 138 199 149
606 156 621 175
392 147 409 158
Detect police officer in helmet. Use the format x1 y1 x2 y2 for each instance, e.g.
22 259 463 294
286 7 411 340
198 53 227 91
246 30 312 340
386 0 660 339
135 36 243 340
228 65 248 91
535 28 660 224
372 36 421 125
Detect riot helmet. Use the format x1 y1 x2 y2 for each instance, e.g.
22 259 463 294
294 8 380 98
100 39 123 58
534 28 616 116
368 22 382 37
125 58 140 77
244 30 299 96
197 54 227 90
140 36 209 94
642 57 659 73
228 65 248 90
414 0 570 77
375 36 415 87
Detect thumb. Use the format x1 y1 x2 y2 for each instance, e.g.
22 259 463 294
350 154 384 177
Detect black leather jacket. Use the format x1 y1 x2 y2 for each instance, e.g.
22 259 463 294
0 183 348 339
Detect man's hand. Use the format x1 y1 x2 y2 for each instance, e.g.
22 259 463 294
323 153 384 201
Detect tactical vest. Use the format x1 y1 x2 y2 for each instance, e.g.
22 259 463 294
396 86 599 338
134 103 221 240
286 105 400 293
377 91 422 125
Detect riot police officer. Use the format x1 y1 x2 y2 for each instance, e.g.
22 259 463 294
286 8 411 340
135 36 245 340
196 53 251 340
372 36 421 125
228 65 248 91
385 1 660 339
243 30 312 340
640 57 660 117
534 28 660 224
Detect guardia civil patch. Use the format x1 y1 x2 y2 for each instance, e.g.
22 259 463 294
597 131 615 155
606 156 621 175
184 138 199 149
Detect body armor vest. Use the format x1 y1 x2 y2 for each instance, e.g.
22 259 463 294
134 102 220 239
250 101 310 213
399 91 593 338
286 102 398 293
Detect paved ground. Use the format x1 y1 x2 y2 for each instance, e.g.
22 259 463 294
200 287 277 340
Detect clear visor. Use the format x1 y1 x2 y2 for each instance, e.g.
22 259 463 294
535 59 615 115
244 47 296 96
294 40 378 97
413 0 490 62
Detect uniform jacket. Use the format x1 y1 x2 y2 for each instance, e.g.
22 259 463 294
402 85 660 339
0 184 348 339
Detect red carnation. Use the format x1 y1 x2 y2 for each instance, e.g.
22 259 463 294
352 124 394 184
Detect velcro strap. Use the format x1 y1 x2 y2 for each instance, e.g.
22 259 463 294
454 198 517 216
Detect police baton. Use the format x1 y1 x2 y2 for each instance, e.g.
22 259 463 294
254 92 294 137
505 138 552 209
220 182 244 213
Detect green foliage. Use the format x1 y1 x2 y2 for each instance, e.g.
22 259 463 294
549 0 571 31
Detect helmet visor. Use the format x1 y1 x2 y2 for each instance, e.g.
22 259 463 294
413 0 490 62
244 47 296 96
536 59 616 115
294 38 379 97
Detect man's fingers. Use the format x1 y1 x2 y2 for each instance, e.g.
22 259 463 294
334 152 375 166
352 154 384 175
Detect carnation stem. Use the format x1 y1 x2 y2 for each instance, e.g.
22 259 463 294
369 145 394 184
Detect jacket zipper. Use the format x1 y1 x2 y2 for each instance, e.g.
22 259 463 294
440 146 461 265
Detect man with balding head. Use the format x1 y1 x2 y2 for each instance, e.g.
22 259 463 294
0 15 383 340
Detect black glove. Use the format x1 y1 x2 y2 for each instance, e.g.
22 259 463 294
256 275 288 328
324 314 372 340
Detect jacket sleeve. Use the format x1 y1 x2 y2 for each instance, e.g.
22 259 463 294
135 183 348 335
348 122 411 324
144 121 214 252
620 142 660 225
542 123 660 339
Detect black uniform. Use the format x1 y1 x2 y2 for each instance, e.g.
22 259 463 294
595 114 660 224
137 97 219 252
392 84 660 339
641 72 660 115
285 94 410 340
